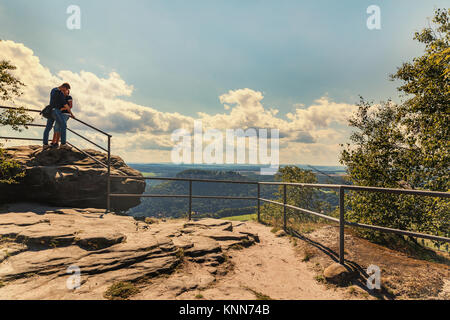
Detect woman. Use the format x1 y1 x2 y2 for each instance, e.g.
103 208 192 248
51 90 75 148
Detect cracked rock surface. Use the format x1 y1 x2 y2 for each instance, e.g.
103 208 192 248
0 203 258 299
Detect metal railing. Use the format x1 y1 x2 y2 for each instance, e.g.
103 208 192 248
110 175 450 265
0 105 112 208
2 105 449 266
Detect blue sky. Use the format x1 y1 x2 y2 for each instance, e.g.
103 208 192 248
0 1 447 165
1 0 447 115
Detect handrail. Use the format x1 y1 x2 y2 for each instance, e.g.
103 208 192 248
260 181 450 197
110 174 259 185
1 105 113 210
66 142 108 168
0 106 40 113
0 137 42 142
259 181 342 189
108 175 450 265
342 185 450 198
71 117 112 137
67 127 108 152
0 106 111 137
2 105 449 265
259 197 340 223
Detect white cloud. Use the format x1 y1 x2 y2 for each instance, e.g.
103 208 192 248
0 40 358 165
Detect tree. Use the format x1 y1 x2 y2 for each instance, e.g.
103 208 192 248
340 9 449 244
0 57 33 184
260 166 323 228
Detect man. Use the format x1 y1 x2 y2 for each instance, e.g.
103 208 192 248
51 90 74 148
42 83 75 150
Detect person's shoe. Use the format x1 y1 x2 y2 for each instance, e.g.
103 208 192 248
43 144 51 150
59 144 71 150
51 143 59 149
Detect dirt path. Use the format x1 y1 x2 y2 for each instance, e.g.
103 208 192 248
175 221 346 300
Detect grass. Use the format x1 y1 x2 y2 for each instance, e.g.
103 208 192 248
141 172 157 177
195 293 204 299
176 248 185 259
270 226 280 233
221 214 257 222
314 274 326 283
104 282 140 300
290 237 298 247
244 287 273 300
295 222 323 234
301 247 316 262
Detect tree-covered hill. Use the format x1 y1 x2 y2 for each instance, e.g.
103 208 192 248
127 169 278 218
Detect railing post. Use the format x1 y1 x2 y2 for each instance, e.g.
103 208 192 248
107 136 111 213
188 180 192 221
257 183 261 222
339 186 345 265
283 184 287 231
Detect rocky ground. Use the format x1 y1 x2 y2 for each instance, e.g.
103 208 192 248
0 203 349 300
2 203 446 300
289 223 450 300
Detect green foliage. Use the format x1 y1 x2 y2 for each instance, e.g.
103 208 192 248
0 59 24 101
244 287 273 300
390 8 449 191
129 169 277 218
0 58 33 184
261 166 324 226
103 281 140 300
220 213 257 221
340 9 450 245
0 148 25 184
0 106 33 131
211 206 256 219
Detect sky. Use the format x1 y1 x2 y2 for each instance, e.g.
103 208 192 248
0 0 448 166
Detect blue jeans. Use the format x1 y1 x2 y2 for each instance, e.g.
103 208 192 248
54 113 70 133
43 108 67 145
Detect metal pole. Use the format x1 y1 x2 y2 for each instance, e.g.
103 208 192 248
107 136 111 213
339 186 345 265
188 180 192 221
257 183 261 222
283 184 287 231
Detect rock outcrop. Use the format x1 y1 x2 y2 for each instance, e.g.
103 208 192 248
323 263 354 286
0 203 259 299
0 145 145 211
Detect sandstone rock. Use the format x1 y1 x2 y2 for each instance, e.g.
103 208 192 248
0 145 145 211
0 243 27 263
196 230 250 242
275 230 287 237
323 263 352 285
184 219 233 231
0 204 258 299
184 236 222 257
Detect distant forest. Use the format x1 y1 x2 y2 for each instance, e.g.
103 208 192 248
127 168 348 219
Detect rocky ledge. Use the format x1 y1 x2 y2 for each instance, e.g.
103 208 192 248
0 204 258 299
0 145 145 211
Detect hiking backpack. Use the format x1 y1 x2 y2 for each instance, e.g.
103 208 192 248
40 105 53 119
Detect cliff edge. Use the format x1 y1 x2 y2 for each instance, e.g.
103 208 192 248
0 145 145 211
